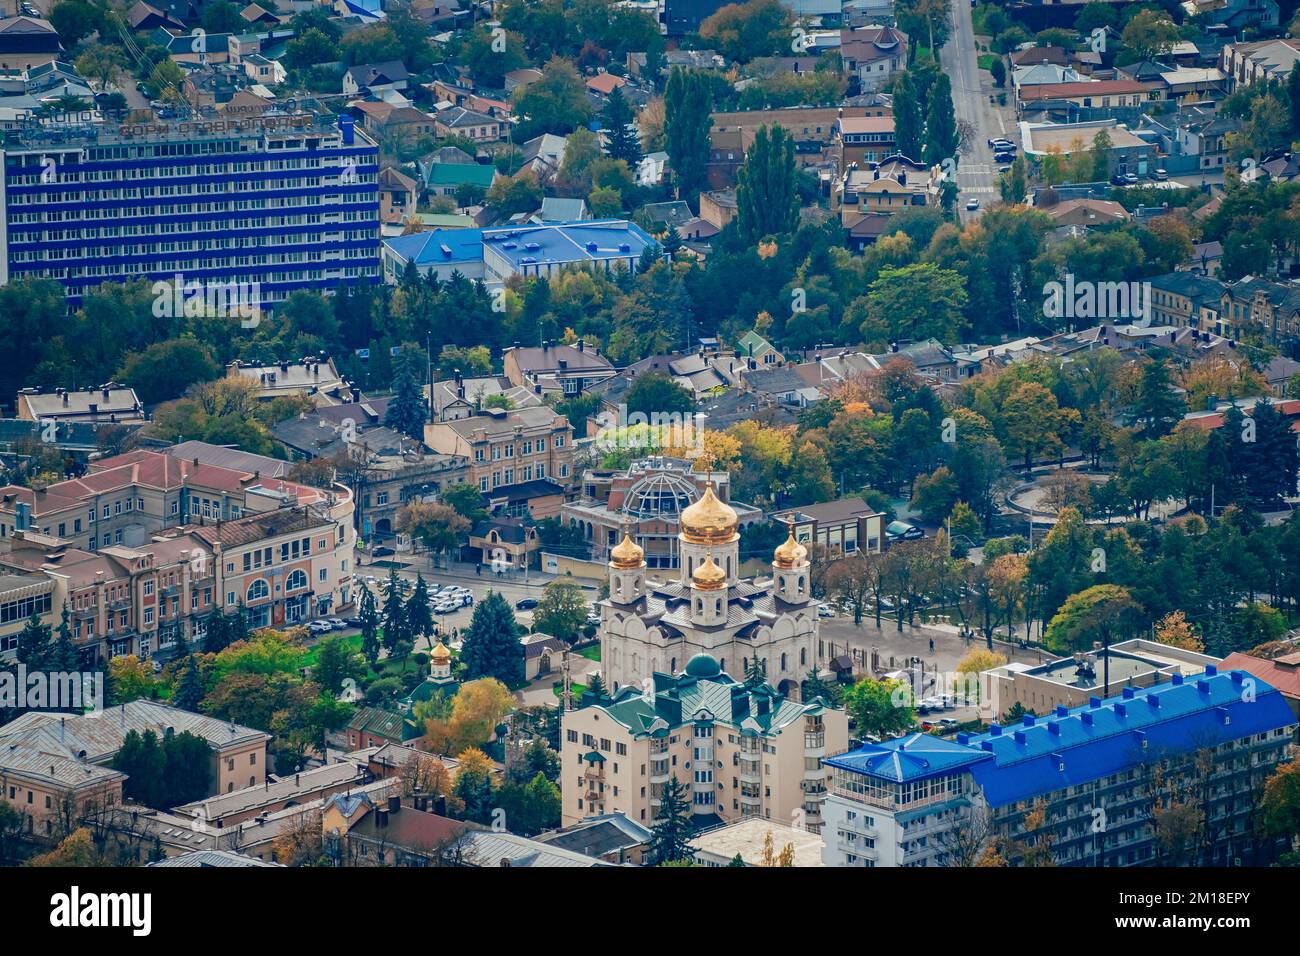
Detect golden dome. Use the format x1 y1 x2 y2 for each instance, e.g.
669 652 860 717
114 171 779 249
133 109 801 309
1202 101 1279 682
680 483 738 544
431 640 452 663
773 528 808 568
692 554 727 591
609 530 645 569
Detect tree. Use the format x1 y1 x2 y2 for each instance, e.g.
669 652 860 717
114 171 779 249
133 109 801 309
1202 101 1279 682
1000 381 1079 471
313 638 364 695
602 86 642 166
1152 610 1204 652
173 656 207 712
1090 129 1112 183
381 570 409 659
924 73 958 167
892 70 924 160
533 580 588 643
397 501 469 562
843 677 916 739
514 56 593 139
1262 759 1300 846
16 612 53 670
698 0 792 62
359 586 381 668
1043 584 1143 656
384 348 427 439
648 775 694 864
625 371 694 418
866 263 968 343
990 56 1006 88
735 124 799 245
423 677 515 755
453 747 497 824
1120 10 1179 62
407 576 436 650
999 156 1028 204
1134 359 1184 438
460 591 524 684
441 482 489 524
664 68 713 199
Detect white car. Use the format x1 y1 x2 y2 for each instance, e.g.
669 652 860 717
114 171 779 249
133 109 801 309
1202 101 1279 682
817 604 836 618
434 601 459 614
965 198 980 211
327 618 346 630
306 620 332 635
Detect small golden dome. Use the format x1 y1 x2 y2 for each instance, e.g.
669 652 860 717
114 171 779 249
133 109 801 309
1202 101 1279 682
609 531 645 569
680 483 738 544
431 640 452 663
773 528 808 568
692 555 727 591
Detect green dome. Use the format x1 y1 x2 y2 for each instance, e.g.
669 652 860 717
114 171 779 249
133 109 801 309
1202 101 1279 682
684 653 721 678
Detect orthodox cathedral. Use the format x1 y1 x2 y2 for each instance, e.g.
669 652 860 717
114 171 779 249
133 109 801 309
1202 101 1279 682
598 482 821 699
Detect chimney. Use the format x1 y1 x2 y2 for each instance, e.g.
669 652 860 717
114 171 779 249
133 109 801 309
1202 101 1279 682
375 808 388 828
388 795 401 813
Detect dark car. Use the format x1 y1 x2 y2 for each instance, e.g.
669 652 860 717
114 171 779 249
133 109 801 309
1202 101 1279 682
515 598 539 610
344 617 363 627
886 520 925 542
371 546 395 557
993 152 1015 165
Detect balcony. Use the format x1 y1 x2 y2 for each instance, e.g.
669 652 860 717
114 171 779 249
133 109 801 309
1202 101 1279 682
804 732 826 755
584 767 605 782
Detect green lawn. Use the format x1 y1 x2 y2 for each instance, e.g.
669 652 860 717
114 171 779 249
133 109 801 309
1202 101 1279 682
553 681 588 699
977 54 997 71
578 645 601 662
301 632 363 667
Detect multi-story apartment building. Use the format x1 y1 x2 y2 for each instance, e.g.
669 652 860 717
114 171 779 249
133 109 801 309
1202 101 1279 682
194 506 353 628
424 405 575 493
0 448 350 553
823 667 1297 867
561 651 847 831
2 530 218 663
0 111 380 310
1 495 352 662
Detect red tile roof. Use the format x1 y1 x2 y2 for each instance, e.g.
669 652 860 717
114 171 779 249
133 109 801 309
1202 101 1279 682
1221 652 1300 699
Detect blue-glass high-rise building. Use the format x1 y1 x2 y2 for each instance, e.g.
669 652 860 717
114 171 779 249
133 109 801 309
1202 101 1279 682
0 111 381 309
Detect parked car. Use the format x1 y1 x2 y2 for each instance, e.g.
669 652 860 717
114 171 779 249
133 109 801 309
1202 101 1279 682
988 137 1014 149
965 198 980 211
306 621 332 635
993 152 1015 165
1150 168 1168 181
327 618 346 630
886 520 925 541
344 617 363 627
818 604 836 618
515 597 539 610
434 601 459 614
939 718 960 730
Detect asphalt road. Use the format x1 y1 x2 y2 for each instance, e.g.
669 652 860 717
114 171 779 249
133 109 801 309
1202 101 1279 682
942 0 1011 222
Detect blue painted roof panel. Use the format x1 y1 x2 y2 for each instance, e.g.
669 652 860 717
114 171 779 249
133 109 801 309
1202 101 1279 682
383 228 484 266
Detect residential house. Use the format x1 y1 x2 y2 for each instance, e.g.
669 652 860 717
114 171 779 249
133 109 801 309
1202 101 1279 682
771 497 885 556
839 25 908 92
434 105 503 143
15 385 144 425
0 700 271 797
503 341 616 397
423 404 576 492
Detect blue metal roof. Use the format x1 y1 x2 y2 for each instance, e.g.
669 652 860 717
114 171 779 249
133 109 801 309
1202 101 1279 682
824 733 992 783
383 228 483 267
965 668 1297 808
824 668 1297 807
482 219 656 269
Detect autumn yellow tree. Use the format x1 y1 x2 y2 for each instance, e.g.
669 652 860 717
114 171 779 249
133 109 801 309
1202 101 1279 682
758 831 795 866
1153 610 1204 652
423 678 515 756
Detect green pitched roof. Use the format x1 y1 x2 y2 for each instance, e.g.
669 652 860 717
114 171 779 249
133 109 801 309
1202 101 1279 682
423 161 496 189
